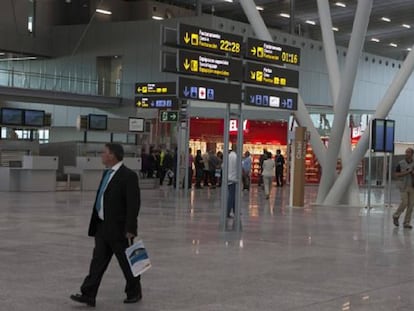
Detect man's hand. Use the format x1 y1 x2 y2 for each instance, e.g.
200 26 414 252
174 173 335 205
126 232 136 240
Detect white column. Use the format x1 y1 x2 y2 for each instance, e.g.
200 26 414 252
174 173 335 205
324 46 414 204
239 0 326 168
317 0 373 202
316 0 360 205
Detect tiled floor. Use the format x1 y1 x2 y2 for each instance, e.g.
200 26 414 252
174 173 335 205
1 184 414 310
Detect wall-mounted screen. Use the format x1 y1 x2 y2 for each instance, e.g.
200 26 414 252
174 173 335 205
385 119 395 153
24 110 45 127
88 114 108 131
128 117 144 132
1 108 24 126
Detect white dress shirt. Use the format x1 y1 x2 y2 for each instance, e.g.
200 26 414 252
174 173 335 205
98 161 123 220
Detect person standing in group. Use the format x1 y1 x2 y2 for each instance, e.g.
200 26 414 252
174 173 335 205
227 145 238 218
275 149 285 187
393 147 414 229
242 151 252 190
262 152 275 200
208 150 220 189
202 150 210 187
258 148 267 187
163 149 174 186
194 149 204 189
70 143 142 307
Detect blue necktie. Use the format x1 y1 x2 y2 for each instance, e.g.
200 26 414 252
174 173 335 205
95 169 114 213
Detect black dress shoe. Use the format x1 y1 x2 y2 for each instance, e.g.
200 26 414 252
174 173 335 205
393 216 399 227
70 293 96 307
123 295 142 304
404 224 413 229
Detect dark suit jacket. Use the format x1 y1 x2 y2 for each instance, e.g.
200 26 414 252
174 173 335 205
88 164 140 240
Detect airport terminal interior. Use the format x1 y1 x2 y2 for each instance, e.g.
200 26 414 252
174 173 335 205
2 0 414 310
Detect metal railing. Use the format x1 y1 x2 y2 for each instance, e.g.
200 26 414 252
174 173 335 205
0 68 129 97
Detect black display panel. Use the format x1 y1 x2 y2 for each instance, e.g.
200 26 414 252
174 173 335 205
178 23 244 57
178 76 241 104
88 114 108 131
244 86 298 111
135 82 176 96
371 119 385 152
244 61 299 89
178 50 243 81
385 119 395 153
245 38 301 66
1 108 24 126
135 96 178 109
24 110 45 127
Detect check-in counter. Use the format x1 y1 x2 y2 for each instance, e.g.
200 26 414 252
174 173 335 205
73 157 142 191
0 156 58 191
76 157 105 191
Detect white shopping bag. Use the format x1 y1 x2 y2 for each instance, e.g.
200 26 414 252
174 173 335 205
125 239 152 277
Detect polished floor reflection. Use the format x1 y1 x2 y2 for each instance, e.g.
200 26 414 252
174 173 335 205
1 184 413 310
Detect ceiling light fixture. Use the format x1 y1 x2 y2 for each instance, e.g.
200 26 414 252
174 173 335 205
152 15 164 20
402 24 411 29
223 0 233 2
0 56 37 62
335 2 346 8
332 27 339 32
381 17 391 22
306 20 316 25
407 48 412 51
96 8 112 15
280 13 290 18
256 6 264 11
371 38 380 42
389 43 398 47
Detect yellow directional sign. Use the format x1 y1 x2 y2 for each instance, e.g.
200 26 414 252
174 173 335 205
179 24 243 57
178 50 242 81
135 82 176 95
246 38 301 66
244 62 299 88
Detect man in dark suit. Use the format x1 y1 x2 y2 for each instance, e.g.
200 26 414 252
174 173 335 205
70 143 142 307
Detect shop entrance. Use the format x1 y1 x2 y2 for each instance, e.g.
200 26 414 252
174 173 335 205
189 117 289 184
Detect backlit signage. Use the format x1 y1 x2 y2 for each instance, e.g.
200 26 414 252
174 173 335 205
246 38 301 66
178 24 243 57
244 86 298 111
178 76 241 103
135 82 176 95
244 62 299 89
178 50 243 81
135 96 178 109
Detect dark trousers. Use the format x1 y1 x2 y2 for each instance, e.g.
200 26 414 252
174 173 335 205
276 166 283 186
80 224 141 299
227 183 236 217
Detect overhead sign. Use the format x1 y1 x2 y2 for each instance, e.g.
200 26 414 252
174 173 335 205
244 86 298 111
135 96 178 109
246 38 301 66
135 82 176 95
178 50 243 80
178 23 243 57
160 110 179 123
244 61 299 89
178 76 241 103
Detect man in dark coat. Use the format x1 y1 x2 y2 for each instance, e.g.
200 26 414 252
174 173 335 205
70 143 142 307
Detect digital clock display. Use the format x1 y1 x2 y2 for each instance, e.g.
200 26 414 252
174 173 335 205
246 38 301 66
179 24 244 57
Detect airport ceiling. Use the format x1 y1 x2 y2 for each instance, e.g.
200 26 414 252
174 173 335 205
157 0 414 60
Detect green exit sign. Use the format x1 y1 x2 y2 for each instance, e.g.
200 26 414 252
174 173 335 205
160 110 179 122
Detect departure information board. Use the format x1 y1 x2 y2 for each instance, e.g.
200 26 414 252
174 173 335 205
244 61 299 88
178 24 244 57
178 50 243 81
244 86 298 111
245 38 301 66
